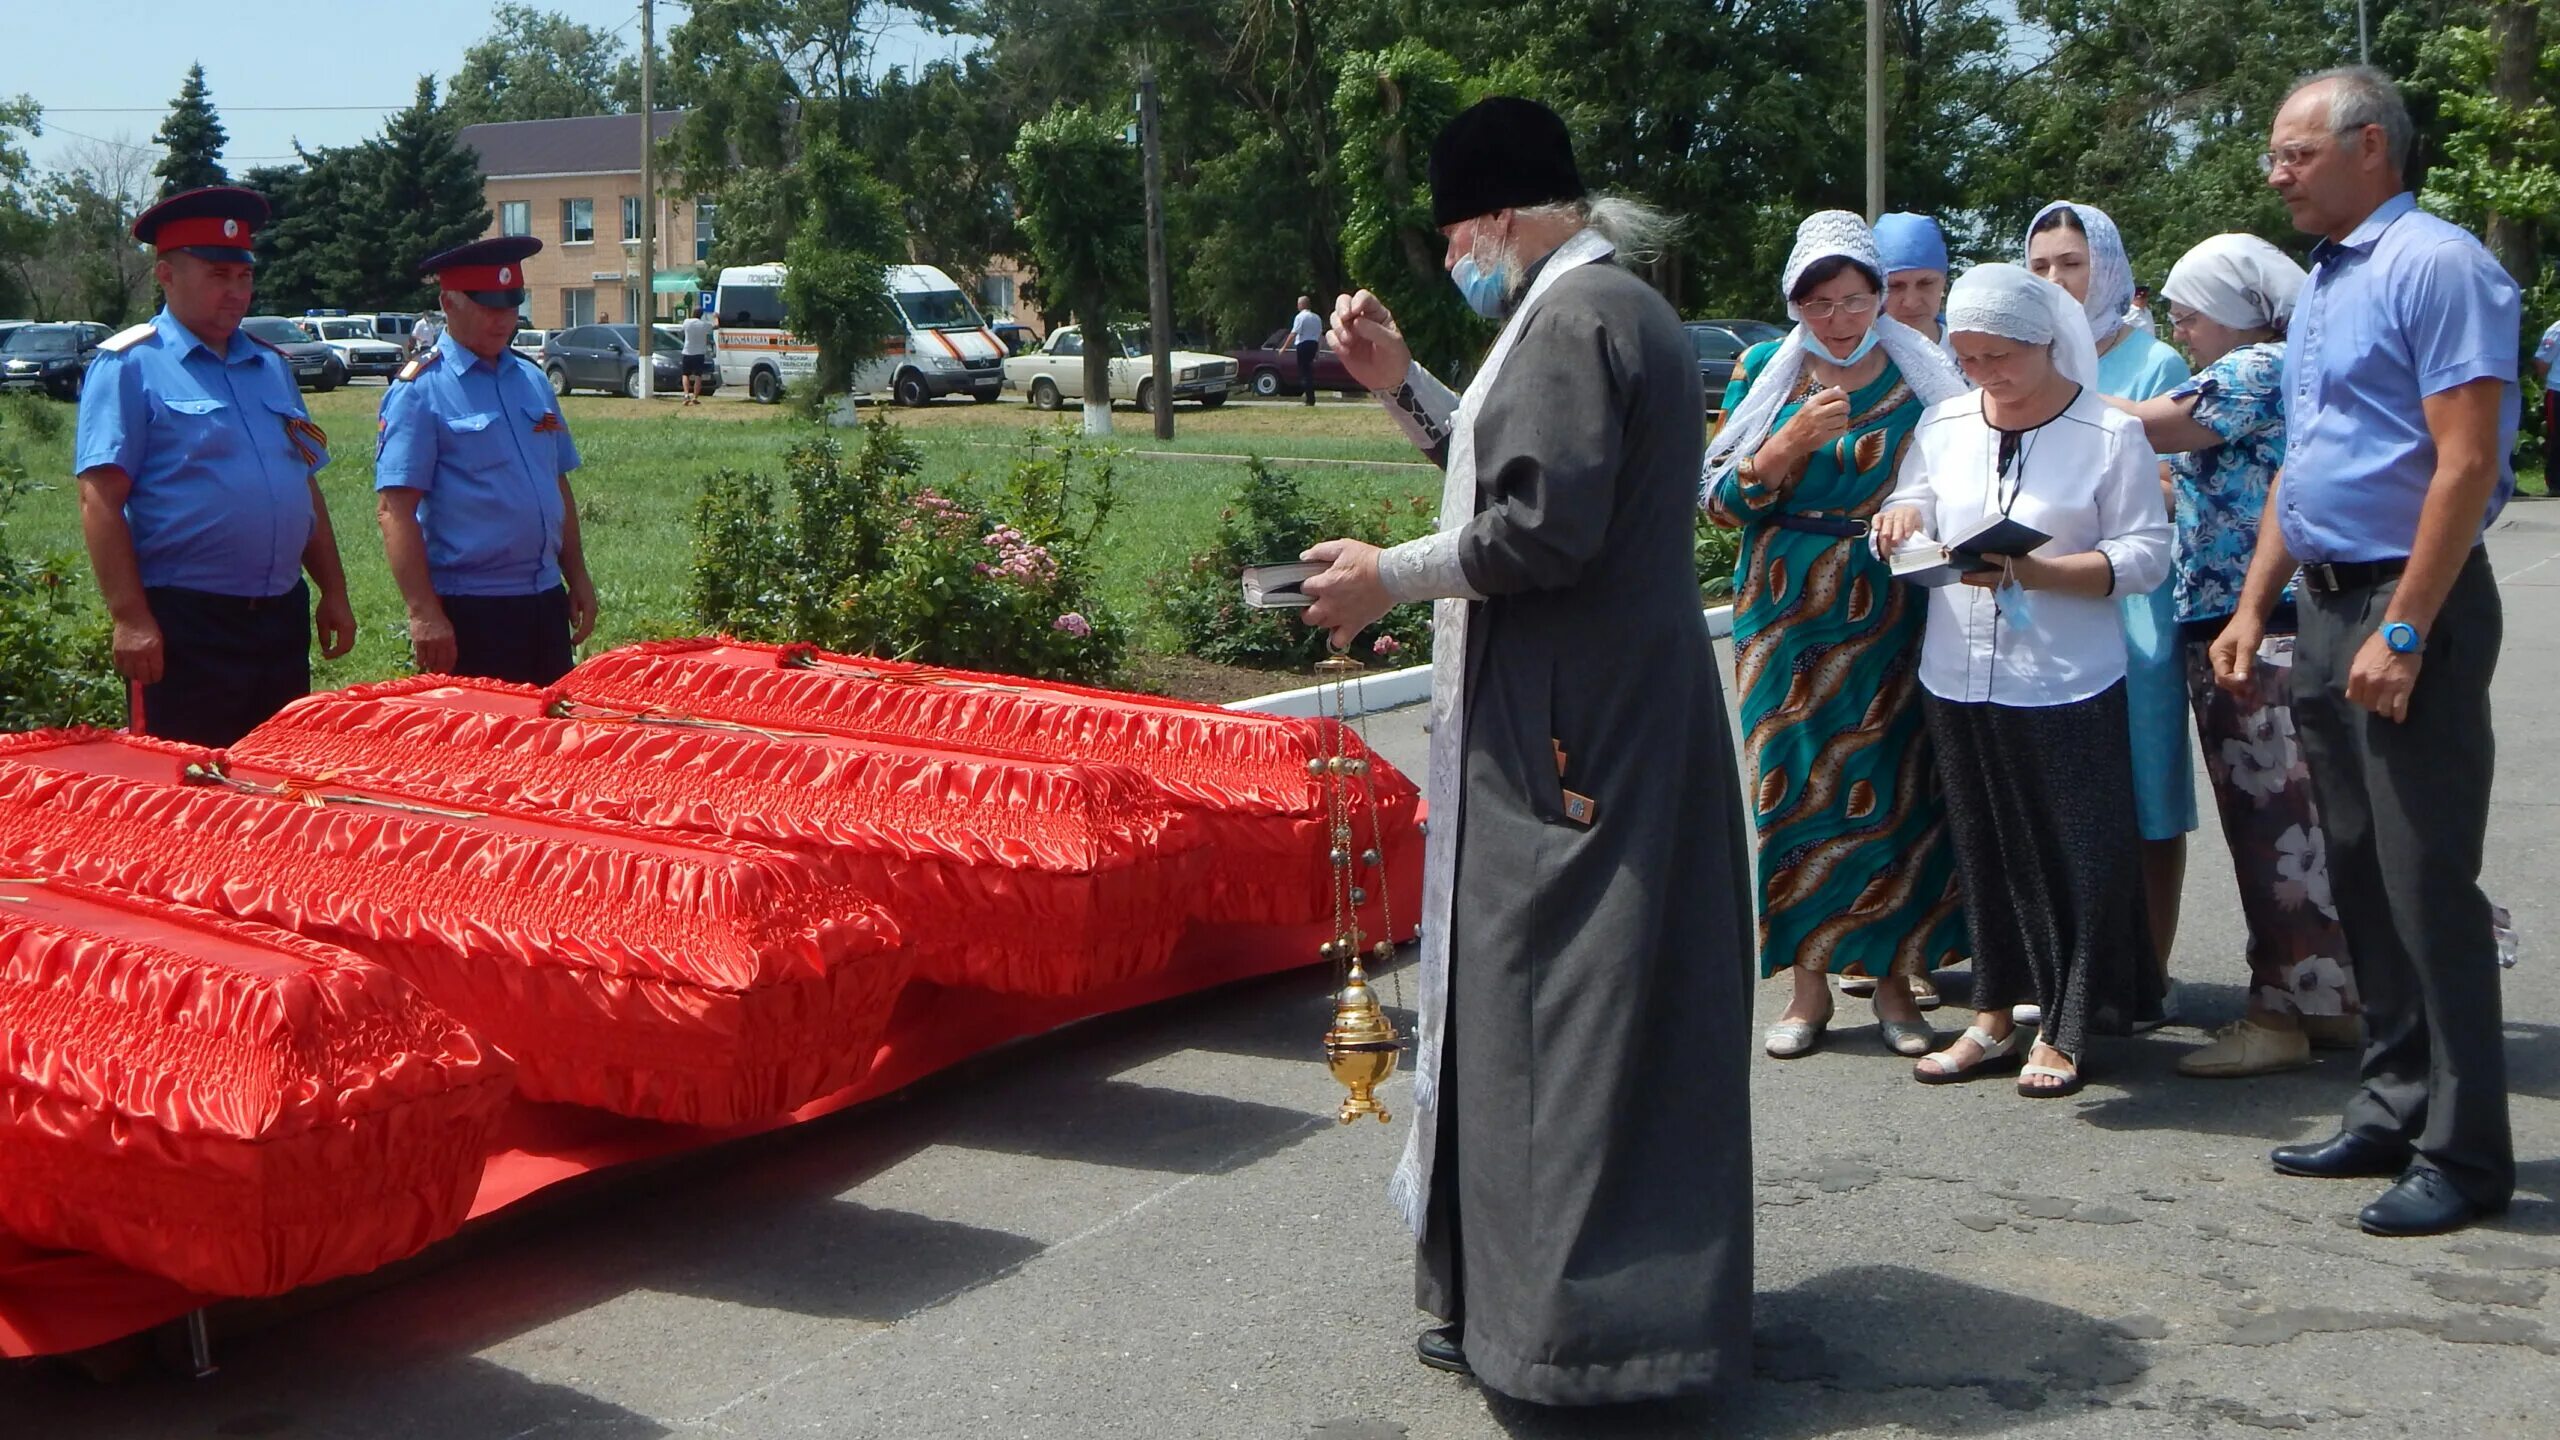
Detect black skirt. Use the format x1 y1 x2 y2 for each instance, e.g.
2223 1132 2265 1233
1923 683 2159 1059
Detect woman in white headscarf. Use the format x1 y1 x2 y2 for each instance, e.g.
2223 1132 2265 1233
2107 234 2361 1079
1704 210 1971 1060
2027 201 2197 1017
1873 263 2172 1097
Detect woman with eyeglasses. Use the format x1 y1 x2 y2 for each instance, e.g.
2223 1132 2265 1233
2027 201 2198 1024
1704 210 1972 1061
2104 234 2362 1079
1873 264 2172 1097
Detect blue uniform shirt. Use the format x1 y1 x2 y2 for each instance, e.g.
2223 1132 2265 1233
73 309 324 596
374 341 580 597
2280 192 2521 563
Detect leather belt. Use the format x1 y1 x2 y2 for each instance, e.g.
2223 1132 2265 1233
2297 544 2483 594
1766 511 1870 539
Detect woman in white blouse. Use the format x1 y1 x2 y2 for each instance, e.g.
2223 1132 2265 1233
1872 264 2173 1098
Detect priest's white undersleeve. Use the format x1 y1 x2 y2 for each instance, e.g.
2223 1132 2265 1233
1379 529 1482 604
1382 361 1459 456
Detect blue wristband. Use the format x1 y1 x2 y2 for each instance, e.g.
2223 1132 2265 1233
2382 620 2421 655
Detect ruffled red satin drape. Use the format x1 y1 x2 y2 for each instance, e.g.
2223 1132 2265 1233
0 731 908 1128
0 877 510 1297
231 677 1210 996
563 640 1423 932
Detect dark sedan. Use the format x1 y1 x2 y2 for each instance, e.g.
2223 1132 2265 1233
1229 328 1365 398
0 322 109 400
1687 320 1786 412
539 324 707 398
242 316 346 392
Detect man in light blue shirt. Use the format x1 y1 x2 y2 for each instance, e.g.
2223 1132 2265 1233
375 236 595 685
1288 294 1325 406
2215 67 2517 1239
74 185 356 746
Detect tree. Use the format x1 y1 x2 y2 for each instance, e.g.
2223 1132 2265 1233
1330 42 1487 380
780 133 905 413
444 4 626 127
2416 2 2558 292
1011 104 1144 431
152 63 228 198
0 95 43 317
42 137 159 324
353 78 492 310
865 58 1022 284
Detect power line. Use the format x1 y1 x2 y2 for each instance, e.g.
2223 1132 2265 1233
39 105 402 115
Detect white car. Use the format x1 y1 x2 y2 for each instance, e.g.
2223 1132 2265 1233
1002 326 1235 412
511 327 550 357
302 316 406 380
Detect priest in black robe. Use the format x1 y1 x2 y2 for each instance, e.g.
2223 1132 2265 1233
1299 96 1757 1406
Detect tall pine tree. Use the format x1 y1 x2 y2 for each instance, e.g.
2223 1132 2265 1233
152 64 228 198
358 77 491 309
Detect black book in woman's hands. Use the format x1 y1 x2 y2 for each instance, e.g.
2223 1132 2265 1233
1887 514 2052 587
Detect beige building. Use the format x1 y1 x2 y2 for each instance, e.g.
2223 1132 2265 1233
457 111 709 330
458 109 1049 339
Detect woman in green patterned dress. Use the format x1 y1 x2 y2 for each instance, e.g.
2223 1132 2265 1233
1703 210 1973 1059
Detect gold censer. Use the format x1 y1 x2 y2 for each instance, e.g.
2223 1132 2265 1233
1311 655 1401 1124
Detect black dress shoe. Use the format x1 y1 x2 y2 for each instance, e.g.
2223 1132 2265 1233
1415 1324 1471 1376
2360 1168 2503 1237
2271 1131 2411 1180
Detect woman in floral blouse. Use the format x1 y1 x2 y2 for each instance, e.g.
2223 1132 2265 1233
2107 233 2360 1080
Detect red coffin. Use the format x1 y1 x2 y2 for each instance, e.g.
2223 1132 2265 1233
230 677 1210 996
0 732 908 1128
561 640 1422 934
0 876 511 1297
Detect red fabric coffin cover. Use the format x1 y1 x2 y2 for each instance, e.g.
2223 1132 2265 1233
0 732 908 1128
562 640 1422 931
0 877 511 1297
231 677 1210 995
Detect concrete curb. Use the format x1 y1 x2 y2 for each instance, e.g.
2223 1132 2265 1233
1226 603 1735 719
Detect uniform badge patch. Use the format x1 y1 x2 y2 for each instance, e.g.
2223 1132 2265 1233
533 411 564 433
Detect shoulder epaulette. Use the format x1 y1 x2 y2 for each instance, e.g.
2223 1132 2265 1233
98 323 156 354
245 331 287 356
395 348 437 383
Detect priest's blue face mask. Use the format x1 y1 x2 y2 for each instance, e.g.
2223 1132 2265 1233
1449 219 1521 320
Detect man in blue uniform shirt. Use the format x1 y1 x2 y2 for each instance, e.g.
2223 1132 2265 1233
2215 66 2520 1238
375 236 597 685
73 185 357 748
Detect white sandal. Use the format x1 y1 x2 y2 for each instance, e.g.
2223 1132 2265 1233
1764 1017 1828 1058
1912 1025 2022 1084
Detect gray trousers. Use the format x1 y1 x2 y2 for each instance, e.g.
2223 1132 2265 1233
2290 549 2511 1207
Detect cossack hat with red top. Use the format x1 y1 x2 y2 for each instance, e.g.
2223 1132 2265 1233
130 185 269 264
417 235 543 309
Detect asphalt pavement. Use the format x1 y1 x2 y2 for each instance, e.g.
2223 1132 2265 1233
7 512 2560 1439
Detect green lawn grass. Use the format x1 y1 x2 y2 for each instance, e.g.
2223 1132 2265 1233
0 388 1438 683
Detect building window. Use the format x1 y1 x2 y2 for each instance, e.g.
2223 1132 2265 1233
980 273 1016 317
625 281 645 328
621 195 643 243
694 201 716 263
561 198 594 245
500 200 530 238
563 287 596 328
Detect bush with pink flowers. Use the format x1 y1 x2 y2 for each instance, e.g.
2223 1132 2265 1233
689 416 1127 683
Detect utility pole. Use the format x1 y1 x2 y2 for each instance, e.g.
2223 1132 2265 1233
637 0 657 400
1865 0 1884 221
2358 0 2370 63
1139 64 1175 441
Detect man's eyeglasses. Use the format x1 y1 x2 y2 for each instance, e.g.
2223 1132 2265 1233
2260 123 2376 176
1798 294 1878 321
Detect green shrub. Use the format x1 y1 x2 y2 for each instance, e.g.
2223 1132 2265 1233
688 415 1128 683
1150 458 1435 670
1694 510 1739 602
0 430 119 731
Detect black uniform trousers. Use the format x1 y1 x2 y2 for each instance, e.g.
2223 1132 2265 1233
440 586 575 687
135 581 310 748
1294 340 1319 405
2291 547 2511 1208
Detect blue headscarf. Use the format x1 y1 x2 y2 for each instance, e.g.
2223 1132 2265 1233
1873 213 1949 276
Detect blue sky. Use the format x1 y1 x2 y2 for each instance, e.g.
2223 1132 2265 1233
3 1 969 175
